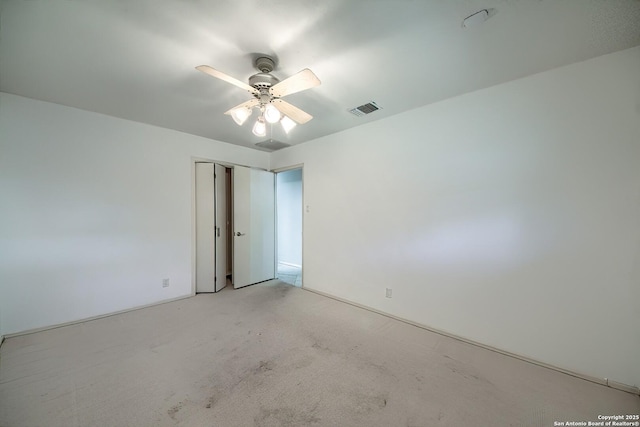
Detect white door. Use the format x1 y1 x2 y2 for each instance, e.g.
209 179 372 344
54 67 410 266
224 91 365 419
214 164 227 292
233 166 275 288
195 162 215 292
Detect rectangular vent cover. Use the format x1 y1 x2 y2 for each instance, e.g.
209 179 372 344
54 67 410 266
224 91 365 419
349 101 381 117
255 139 291 152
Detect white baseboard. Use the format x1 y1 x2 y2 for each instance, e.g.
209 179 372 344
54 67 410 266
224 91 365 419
302 286 640 396
3 294 193 339
278 261 302 269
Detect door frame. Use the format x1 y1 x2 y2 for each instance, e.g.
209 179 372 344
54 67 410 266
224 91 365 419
272 163 304 288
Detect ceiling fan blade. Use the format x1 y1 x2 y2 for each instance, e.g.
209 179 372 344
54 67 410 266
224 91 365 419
196 65 259 96
272 99 313 124
270 69 320 98
223 99 259 115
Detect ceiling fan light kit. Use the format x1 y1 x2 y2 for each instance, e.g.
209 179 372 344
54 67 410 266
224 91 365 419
252 116 267 137
231 106 252 126
264 103 281 124
280 116 297 134
196 56 320 140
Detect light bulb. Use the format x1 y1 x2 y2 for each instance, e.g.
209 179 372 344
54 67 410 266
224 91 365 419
280 115 297 134
231 107 252 126
252 116 266 137
264 103 281 124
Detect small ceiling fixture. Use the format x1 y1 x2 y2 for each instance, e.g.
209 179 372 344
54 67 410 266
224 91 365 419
462 8 495 28
196 56 321 138
255 139 291 152
349 101 381 117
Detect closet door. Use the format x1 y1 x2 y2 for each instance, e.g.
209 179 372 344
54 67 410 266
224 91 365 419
195 163 215 293
214 164 227 292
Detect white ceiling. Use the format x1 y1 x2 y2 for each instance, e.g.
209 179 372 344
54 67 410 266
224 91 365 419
2 0 639 151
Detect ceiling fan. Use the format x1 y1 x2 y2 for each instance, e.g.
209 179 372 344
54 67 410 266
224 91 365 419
196 56 321 137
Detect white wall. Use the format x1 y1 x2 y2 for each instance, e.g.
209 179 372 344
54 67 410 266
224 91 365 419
270 47 640 387
277 169 303 266
0 93 269 336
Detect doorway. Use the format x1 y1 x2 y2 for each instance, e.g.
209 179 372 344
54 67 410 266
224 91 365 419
276 168 303 287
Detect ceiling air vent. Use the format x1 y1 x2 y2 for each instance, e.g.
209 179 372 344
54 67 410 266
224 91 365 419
348 101 381 117
255 139 291 152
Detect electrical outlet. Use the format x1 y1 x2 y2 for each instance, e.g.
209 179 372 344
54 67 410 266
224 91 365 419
385 288 392 298
162 278 170 288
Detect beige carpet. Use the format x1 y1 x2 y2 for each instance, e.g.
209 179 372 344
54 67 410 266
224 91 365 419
1 281 638 426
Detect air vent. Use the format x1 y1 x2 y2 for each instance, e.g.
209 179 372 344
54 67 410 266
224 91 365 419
255 139 291 152
348 101 381 117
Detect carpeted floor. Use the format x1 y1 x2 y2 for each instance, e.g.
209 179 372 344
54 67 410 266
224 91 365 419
1 280 638 426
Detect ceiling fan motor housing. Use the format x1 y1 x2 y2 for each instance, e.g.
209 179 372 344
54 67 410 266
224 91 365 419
255 56 275 73
251 57 279 101
249 73 280 90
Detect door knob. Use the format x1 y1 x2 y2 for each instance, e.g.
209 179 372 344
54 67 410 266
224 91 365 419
235 232 245 236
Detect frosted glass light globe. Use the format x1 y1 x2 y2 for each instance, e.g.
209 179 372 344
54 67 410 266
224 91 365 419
252 116 266 137
264 104 281 124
